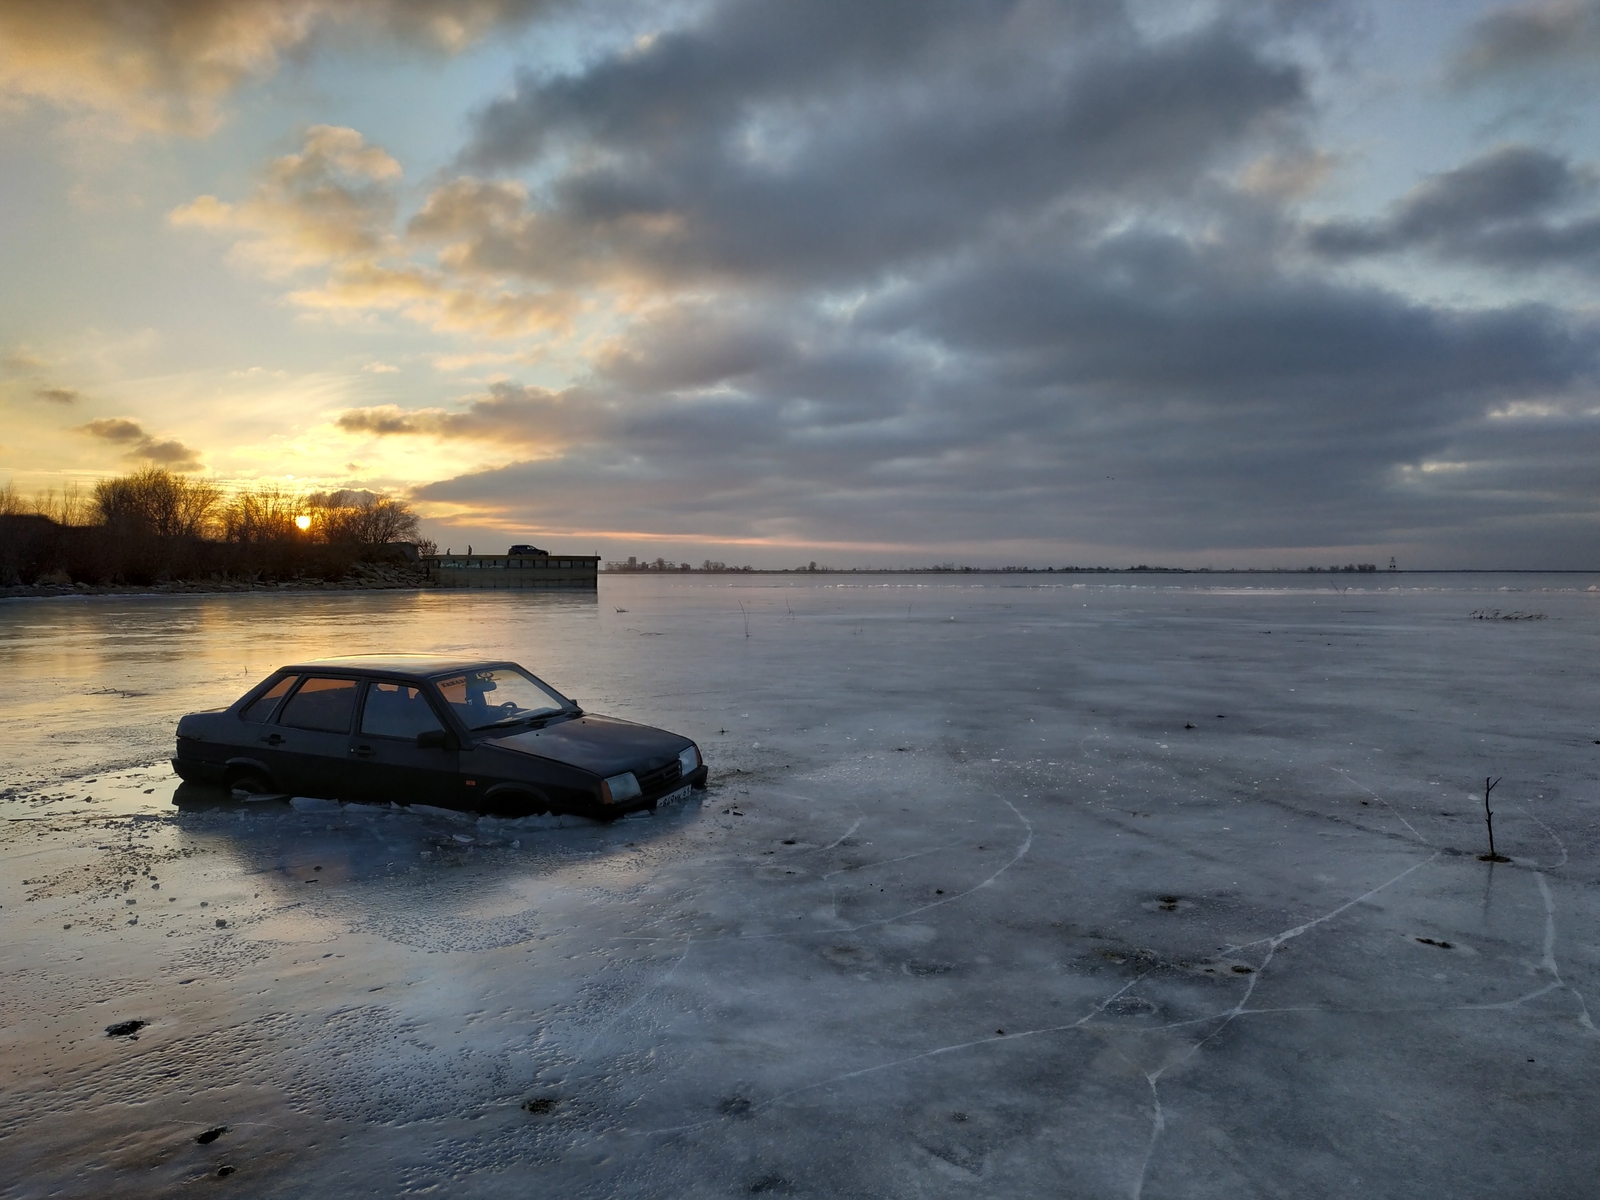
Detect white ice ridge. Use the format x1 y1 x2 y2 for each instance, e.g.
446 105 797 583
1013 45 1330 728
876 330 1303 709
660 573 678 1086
1122 851 1443 1199
614 796 1035 944
1532 871 1597 1037
1330 766 1427 845
1332 764 1574 873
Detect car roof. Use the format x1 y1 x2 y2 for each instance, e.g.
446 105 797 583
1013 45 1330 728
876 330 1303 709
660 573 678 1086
276 654 514 679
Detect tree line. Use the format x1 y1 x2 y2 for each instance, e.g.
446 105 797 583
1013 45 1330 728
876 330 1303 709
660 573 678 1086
1 467 422 544
1 468 430 587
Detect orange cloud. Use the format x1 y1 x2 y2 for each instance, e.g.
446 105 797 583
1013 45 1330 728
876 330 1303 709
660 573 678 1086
0 1 555 136
173 126 578 340
170 125 401 276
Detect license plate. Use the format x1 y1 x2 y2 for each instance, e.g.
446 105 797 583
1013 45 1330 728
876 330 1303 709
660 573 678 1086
656 784 693 808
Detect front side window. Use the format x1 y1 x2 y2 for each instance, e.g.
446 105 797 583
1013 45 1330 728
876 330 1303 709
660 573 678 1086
278 676 359 733
434 667 568 731
360 682 445 740
239 675 294 723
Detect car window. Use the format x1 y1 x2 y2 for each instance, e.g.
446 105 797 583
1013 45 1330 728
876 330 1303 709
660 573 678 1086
239 675 295 723
434 667 567 730
277 676 359 733
360 682 445 740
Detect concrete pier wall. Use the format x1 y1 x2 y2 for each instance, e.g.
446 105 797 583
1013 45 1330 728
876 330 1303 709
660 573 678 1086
422 554 599 588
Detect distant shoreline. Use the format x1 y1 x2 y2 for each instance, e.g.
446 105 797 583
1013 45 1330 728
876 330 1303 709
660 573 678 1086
1 576 436 600
4 565 1595 602
604 567 1598 576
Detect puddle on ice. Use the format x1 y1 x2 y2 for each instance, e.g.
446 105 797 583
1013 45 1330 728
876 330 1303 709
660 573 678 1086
2 574 1598 1198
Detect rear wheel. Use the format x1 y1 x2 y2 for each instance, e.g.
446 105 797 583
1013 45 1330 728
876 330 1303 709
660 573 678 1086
228 770 273 797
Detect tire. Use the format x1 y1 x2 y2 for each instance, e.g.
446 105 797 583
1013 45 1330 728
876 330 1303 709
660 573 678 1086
228 770 274 797
482 790 548 819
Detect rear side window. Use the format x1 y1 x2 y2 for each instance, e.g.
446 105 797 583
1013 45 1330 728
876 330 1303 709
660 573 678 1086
278 677 359 733
239 675 294 723
360 682 445 740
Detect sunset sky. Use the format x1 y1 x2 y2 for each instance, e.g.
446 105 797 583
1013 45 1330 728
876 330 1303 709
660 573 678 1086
2 0 1596 567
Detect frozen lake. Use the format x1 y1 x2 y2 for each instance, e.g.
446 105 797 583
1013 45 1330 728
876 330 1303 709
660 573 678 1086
3 574 1598 1198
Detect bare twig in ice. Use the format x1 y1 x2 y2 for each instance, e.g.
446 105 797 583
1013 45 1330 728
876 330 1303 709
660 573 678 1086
1479 776 1509 862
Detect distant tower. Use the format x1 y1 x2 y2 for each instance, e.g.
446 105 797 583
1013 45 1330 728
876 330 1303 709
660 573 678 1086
1388 556 1397 571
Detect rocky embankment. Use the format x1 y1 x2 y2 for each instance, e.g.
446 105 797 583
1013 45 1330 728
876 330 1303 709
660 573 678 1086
2 560 433 599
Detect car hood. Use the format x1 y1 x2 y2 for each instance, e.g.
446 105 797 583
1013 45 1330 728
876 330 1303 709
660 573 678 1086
483 714 688 776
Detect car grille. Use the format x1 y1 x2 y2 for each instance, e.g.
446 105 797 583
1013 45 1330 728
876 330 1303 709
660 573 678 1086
636 761 682 796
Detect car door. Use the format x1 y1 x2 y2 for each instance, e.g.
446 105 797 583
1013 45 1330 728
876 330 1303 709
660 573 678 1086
234 673 299 783
348 679 461 805
268 675 363 797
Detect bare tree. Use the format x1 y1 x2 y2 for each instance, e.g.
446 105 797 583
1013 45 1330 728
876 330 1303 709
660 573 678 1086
304 489 420 544
219 484 305 543
92 467 220 538
30 482 88 525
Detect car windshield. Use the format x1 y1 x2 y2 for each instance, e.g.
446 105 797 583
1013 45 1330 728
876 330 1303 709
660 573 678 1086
434 666 569 730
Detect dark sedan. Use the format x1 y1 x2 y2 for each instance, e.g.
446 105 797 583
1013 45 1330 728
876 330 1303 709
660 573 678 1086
172 655 707 818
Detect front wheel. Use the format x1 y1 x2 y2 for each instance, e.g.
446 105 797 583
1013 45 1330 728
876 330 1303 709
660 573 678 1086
481 790 548 819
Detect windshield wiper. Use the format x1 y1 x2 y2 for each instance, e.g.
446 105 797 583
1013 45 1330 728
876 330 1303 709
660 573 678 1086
473 710 563 731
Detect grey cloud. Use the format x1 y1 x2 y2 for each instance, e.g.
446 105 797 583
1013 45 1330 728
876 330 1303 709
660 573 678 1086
35 386 80 404
136 439 205 470
1306 144 1600 272
77 417 204 471
885 230 1593 404
463 0 1125 169
594 304 800 391
4 349 50 372
337 382 585 442
181 0 1594 564
79 417 147 443
407 233 1598 562
444 3 1306 286
1449 1 1600 81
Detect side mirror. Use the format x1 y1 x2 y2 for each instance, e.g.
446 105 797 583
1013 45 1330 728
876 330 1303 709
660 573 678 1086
416 729 458 750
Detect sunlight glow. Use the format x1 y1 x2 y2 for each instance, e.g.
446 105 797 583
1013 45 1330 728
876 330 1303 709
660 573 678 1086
295 514 312 530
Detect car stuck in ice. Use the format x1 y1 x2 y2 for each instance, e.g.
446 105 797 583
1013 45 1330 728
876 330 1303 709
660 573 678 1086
172 654 706 817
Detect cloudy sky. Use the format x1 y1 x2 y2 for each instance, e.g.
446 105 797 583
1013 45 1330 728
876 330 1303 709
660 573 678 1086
2 0 1596 567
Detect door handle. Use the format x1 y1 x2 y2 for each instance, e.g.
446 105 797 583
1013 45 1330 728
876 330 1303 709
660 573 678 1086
260 733 285 745
351 744 376 758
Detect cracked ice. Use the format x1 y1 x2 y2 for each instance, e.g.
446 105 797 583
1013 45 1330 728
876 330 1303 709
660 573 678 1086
2 573 1597 1197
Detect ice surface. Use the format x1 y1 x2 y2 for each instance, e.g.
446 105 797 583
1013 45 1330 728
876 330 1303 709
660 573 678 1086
2 575 1598 1197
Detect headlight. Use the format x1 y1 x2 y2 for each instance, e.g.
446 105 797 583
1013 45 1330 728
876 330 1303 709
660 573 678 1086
600 772 641 805
678 745 700 775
